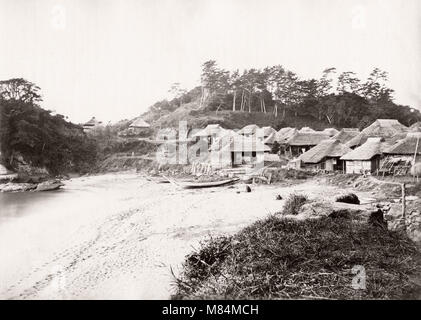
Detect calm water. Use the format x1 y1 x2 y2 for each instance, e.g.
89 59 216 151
0 173 143 225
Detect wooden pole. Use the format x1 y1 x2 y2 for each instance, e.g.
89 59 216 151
402 183 406 231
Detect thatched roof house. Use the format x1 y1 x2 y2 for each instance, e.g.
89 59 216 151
298 139 351 171
209 135 270 168
341 137 385 174
299 139 351 164
283 132 331 157
286 132 330 146
82 117 103 133
346 119 408 148
130 117 150 128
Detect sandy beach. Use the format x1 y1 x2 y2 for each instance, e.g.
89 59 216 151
0 172 373 300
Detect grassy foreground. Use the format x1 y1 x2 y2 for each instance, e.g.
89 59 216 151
173 216 421 300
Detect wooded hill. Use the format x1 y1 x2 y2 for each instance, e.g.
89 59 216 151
0 79 97 175
142 61 421 130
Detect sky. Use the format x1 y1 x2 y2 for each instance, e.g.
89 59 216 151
0 0 420 124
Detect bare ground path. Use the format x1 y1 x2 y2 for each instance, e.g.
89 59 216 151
0 173 376 299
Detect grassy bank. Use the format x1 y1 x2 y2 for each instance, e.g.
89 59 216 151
173 215 421 300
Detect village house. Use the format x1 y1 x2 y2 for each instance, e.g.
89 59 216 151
282 132 330 157
192 124 227 148
341 137 385 174
380 132 421 175
298 139 352 172
209 135 270 169
82 117 102 133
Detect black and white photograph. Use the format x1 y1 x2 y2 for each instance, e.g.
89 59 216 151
0 0 421 307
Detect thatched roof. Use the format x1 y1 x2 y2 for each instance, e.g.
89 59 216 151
286 132 331 146
263 132 277 145
362 119 407 136
332 129 360 144
238 124 260 135
341 137 383 160
384 133 421 155
322 128 340 137
276 128 297 143
130 117 150 128
257 126 276 137
83 117 102 127
299 139 352 164
220 136 270 152
192 124 225 137
299 127 315 133
409 121 421 132
347 119 408 148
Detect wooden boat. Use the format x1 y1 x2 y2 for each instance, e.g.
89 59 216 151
163 176 239 189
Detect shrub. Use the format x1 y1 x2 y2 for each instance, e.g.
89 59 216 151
336 193 360 204
282 193 308 215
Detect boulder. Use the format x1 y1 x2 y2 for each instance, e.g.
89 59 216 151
35 180 64 192
0 183 37 193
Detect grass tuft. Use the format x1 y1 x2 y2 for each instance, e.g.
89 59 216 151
281 193 308 215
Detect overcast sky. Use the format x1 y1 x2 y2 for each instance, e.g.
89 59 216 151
0 0 420 123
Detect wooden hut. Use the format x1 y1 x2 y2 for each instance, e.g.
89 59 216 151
284 132 330 157
298 139 352 172
380 132 421 175
341 137 384 174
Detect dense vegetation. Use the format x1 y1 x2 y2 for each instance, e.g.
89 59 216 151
144 61 421 129
174 215 421 299
0 79 97 175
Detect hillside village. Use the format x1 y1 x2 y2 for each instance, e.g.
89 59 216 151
78 115 421 181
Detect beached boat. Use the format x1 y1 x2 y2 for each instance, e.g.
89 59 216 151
163 176 239 189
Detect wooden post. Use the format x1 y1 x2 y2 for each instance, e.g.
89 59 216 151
402 183 406 231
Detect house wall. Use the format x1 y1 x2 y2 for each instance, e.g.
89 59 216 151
345 160 375 174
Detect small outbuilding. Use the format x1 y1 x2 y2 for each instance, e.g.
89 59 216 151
341 137 384 174
298 139 352 172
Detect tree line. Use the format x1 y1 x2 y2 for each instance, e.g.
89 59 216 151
148 60 421 129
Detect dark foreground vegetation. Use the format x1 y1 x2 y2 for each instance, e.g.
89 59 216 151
173 215 421 299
